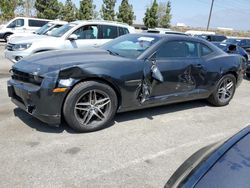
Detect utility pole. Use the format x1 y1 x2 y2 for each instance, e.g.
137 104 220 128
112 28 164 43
206 0 214 31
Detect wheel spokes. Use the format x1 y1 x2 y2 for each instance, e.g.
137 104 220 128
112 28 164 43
74 90 111 126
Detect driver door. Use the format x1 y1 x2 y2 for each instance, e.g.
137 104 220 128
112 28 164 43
64 25 101 49
139 40 205 103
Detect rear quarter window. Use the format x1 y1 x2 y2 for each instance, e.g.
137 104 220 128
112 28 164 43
28 20 48 27
101 25 118 39
200 44 213 56
118 27 129 36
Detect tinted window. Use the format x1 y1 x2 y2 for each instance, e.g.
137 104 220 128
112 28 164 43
240 40 247 46
246 39 250 45
201 44 213 56
118 27 129 36
157 41 199 58
7 19 24 28
101 25 118 39
195 134 250 188
28 20 48 27
73 25 98 39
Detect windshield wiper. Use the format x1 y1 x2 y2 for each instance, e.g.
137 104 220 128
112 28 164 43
106 49 121 57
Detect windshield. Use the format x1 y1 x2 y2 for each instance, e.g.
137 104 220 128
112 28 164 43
101 34 160 59
35 23 53 35
50 23 76 37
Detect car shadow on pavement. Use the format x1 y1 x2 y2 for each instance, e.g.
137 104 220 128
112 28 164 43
13 108 77 134
115 100 208 123
13 100 208 134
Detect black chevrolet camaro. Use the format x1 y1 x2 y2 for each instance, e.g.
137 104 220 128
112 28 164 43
8 34 245 132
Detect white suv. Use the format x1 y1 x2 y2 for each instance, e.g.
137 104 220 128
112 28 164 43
0 17 50 41
8 20 68 42
5 20 135 63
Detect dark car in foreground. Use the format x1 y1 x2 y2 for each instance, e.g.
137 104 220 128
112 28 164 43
7 34 245 132
213 42 250 78
165 125 250 188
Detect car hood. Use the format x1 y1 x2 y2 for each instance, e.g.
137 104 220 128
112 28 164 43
12 48 127 76
9 35 55 44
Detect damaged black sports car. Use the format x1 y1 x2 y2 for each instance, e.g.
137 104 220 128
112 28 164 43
8 34 246 132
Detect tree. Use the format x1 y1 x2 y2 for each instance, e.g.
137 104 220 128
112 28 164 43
78 0 96 20
117 0 135 25
159 1 172 28
143 0 158 28
101 0 116 21
61 0 77 22
35 0 62 19
0 0 22 21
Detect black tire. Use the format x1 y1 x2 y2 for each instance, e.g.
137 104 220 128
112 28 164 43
63 81 118 132
3 33 12 42
208 74 236 106
246 73 250 78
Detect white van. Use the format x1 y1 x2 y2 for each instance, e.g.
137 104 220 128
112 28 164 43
0 17 51 41
8 20 68 42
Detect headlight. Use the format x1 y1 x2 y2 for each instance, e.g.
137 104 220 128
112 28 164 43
12 43 32 51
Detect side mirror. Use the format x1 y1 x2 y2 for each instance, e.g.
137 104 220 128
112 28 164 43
68 34 78 41
151 65 164 82
227 44 236 53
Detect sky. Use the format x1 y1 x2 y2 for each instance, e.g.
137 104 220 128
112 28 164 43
60 0 250 31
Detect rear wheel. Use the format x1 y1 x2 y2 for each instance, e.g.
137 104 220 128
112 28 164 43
63 81 118 132
208 74 236 106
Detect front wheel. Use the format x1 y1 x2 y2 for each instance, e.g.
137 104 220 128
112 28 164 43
208 74 236 106
63 81 118 132
4 33 12 42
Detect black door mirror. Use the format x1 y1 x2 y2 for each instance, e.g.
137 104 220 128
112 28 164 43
227 44 237 53
148 52 163 83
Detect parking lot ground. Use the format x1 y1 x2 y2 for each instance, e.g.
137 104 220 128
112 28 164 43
1 43 250 187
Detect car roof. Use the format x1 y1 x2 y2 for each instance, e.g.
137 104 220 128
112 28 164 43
128 33 207 42
48 20 68 25
71 20 131 28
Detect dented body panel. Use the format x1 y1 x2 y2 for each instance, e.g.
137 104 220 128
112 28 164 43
7 34 245 125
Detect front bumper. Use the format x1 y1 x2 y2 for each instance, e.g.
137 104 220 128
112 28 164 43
4 49 31 63
7 79 67 126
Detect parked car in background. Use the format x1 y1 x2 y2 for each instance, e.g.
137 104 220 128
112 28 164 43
7 34 245 132
223 38 250 54
195 34 227 42
0 17 50 41
212 42 249 61
5 20 135 62
165 125 250 188
145 28 187 36
213 42 250 78
7 20 68 42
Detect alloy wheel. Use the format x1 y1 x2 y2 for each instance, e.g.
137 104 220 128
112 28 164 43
217 78 235 103
74 90 111 126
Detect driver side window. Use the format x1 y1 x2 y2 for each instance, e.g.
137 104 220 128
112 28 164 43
72 25 98 39
156 41 199 59
7 19 24 28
